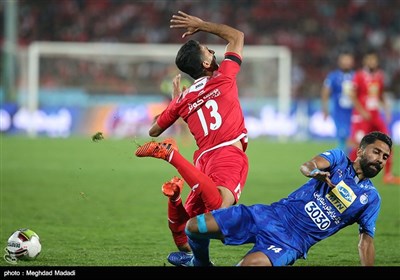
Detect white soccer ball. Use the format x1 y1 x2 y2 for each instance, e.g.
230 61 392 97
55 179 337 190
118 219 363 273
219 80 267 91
6 228 42 261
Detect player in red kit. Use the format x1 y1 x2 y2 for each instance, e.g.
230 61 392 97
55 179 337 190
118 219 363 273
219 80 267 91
349 50 400 185
135 11 249 265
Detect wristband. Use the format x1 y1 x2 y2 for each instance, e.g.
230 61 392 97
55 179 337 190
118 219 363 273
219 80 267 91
309 168 320 176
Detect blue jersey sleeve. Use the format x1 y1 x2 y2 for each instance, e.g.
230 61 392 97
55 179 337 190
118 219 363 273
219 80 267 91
358 193 381 238
318 148 346 168
323 72 333 89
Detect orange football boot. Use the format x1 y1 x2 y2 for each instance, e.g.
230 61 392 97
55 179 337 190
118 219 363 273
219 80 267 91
135 138 178 162
162 176 184 201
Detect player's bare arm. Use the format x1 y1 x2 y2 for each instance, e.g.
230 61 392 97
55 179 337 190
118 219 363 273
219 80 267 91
172 73 186 99
300 155 335 188
358 232 375 266
149 117 165 137
149 74 185 137
170 11 244 57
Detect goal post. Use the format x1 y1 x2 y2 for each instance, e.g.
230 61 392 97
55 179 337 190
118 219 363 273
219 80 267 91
26 41 291 137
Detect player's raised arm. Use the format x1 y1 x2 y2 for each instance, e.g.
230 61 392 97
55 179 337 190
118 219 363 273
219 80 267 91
170 11 244 57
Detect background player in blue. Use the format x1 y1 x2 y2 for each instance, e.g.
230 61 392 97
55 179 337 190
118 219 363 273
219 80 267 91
168 131 391 266
321 50 355 155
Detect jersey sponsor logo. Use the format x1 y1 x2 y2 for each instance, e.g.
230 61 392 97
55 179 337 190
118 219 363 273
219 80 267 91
187 89 222 114
326 180 356 213
337 186 352 202
314 192 341 225
360 193 368 205
201 88 221 100
326 193 346 213
188 99 205 114
190 79 206 92
304 201 331 230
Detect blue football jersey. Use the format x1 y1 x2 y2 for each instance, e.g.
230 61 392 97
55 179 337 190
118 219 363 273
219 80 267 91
272 148 381 256
323 69 355 121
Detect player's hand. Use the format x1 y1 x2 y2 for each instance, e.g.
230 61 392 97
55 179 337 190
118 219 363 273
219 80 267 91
170 11 203 38
310 169 336 189
172 74 187 99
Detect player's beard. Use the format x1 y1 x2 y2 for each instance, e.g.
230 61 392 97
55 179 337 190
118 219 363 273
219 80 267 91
360 157 382 178
210 55 219 72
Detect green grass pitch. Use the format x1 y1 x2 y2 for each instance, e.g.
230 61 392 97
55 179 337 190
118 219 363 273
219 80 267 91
1 135 399 267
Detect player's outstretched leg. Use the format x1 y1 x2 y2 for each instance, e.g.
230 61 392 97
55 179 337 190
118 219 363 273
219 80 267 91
135 138 177 162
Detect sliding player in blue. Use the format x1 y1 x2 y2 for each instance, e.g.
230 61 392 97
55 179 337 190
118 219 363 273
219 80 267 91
168 131 391 266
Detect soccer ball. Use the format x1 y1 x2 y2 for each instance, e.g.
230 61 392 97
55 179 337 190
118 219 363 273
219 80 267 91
6 228 42 261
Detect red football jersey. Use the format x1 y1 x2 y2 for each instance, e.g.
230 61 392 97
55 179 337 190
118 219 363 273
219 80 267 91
157 52 247 161
352 68 384 115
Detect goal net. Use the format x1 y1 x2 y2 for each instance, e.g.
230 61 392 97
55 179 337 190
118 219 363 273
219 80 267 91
23 42 291 137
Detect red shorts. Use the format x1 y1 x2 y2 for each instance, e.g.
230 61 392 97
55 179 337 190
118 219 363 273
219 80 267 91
184 145 249 218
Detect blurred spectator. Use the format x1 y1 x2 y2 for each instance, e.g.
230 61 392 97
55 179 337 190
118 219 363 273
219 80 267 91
1 0 399 99
348 49 400 184
320 50 355 155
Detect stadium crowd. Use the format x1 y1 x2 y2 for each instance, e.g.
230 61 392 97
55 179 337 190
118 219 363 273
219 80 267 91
2 0 400 99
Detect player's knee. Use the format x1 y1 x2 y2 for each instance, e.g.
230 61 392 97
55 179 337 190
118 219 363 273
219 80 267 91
185 213 209 238
237 252 272 266
185 217 198 236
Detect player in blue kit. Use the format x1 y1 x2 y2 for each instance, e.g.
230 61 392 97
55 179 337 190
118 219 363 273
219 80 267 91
168 131 391 266
321 50 355 155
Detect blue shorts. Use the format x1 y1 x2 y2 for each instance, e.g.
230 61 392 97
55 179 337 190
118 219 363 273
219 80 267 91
212 204 304 266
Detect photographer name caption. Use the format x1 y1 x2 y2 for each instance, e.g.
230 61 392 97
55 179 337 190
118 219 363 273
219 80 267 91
4 270 76 277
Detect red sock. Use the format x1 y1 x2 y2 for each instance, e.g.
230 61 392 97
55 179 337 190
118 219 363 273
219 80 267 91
167 198 189 248
169 151 222 210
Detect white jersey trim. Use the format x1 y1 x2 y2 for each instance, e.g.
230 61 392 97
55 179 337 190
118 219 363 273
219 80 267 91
195 133 248 167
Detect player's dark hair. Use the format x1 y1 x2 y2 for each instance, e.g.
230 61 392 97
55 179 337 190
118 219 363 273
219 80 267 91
360 131 392 151
363 47 379 58
175 40 205 79
338 50 353 56
337 46 354 57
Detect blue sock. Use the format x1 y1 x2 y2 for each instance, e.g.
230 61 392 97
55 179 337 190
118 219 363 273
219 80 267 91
188 237 210 266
